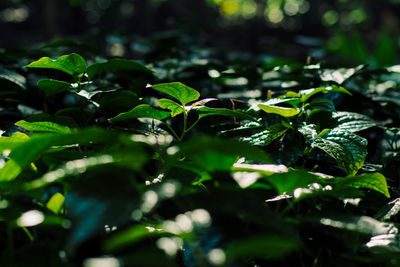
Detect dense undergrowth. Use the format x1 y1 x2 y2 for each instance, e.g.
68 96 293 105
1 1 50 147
1 35 400 266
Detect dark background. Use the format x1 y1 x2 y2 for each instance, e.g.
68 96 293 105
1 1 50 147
1 0 399 65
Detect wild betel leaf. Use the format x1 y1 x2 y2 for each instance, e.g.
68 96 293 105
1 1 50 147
109 104 171 123
15 120 73 134
151 82 200 106
258 104 300 117
158 98 184 117
332 111 377 132
37 79 73 96
299 125 367 175
25 53 87 77
334 172 390 198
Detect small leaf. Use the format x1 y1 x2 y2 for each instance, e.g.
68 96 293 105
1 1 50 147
158 98 184 117
25 53 86 77
258 104 300 117
109 104 171 123
333 111 377 132
37 79 73 96
87 58 154 79
15 120 72 134
335 172 390 198
46 193 65 214
151 82 200 106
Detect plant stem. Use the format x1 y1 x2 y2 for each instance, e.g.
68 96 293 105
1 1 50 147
180 110 188 140
163 122 181 141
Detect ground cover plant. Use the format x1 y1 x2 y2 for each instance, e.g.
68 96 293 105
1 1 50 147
1 35 400 267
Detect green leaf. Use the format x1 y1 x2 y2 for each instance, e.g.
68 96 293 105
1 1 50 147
0 132 29 153
99 90 140 116
103 224 161 252
25 53 86 77
174 136 271 172
335 172 390 198
158 98 184 117
0 69 26 90
87 58 154 79
151 82 200 106
299 125 367 175
299 85 352 102
15 120 72 134
240 123 288 146
109 104 171 123
197 107 259 122
265 170 319 195
258 104 300 117
37 79 73 96
46 193 65 214
226 235 299 261
0 128 118 181
319 65 365 85
332 111 377 132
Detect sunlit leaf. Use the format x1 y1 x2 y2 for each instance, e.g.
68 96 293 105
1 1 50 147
334 172 390 198
0 128 117 181
299 125 367 175
15 120 72 134
240 123 287 146
151 82 200 106
25 53 87 77
332 111 377 132
319 65 365 85
46 193 65 214
299 85 352 102
158 98 184 117
109 104 171 123
258 104 300 117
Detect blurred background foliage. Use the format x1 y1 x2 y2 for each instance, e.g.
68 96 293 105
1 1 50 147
0 0 399 65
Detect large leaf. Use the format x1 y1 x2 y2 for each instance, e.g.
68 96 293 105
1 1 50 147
240 123 287 146
258 104 300 117
332 111 377 132
334 172 390 198
25 53 86 77
299 125 367 175
319 65 365 85
87 58 154 79
15 120 72 134
109 104 171 123
173 136 271 172
0 128 118 181
158 98 184 117
151 82 200 106
37 79 73 96
0 132 29 153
